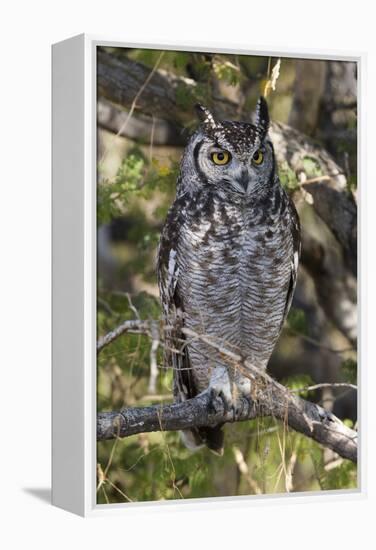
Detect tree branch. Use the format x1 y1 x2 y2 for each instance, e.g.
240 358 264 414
97 50 195 123
97 319 151 351
98 98 186 146
97 383 357 463
97 320 358 463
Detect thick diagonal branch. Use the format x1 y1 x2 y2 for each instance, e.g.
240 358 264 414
97 383 357 463
97 321 357 463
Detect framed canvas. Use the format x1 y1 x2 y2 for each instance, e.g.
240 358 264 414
52 34 364 517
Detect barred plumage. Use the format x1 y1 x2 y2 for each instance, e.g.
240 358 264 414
158 97 300 454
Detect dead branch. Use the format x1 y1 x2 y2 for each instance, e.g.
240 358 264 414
97 320 358 463
232 445 262 494
97 319 150 352
291 382 357 393
98 98 186 146
97 49 197 123
148 321 160 394
97 379 357 463
99 51 165 165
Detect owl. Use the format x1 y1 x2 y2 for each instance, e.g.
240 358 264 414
157 97 300 454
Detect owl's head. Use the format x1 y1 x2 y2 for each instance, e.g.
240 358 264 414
181 97 275 199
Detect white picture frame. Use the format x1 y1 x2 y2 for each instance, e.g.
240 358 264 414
52 34 365 517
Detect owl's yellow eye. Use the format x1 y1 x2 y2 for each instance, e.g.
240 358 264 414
211 151 231 165
252 149 264 165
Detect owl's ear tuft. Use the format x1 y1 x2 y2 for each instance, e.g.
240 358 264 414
254 96 270 139
195 104 218 130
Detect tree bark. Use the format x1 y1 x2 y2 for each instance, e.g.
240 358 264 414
97 384 357 463
98 98 186 146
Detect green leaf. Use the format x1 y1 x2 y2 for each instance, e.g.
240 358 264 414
302 156 323 178
278 161 299 192
282 374 314 397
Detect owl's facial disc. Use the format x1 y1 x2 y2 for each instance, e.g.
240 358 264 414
182 97 274 198
194 135 273 196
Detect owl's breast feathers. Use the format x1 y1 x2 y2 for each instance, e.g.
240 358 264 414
157 183 300 398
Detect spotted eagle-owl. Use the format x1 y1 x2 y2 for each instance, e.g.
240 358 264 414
157 97 300 454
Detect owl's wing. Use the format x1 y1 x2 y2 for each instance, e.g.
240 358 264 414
157 214 225 453
157 213 197 404
281 193 301 327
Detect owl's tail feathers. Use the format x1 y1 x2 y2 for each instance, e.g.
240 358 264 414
180 426 224 456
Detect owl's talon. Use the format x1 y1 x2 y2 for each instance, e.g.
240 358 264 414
319 409 335 423
235 396 253 420
230 404 237 422
234 400 244 420
207 366 235 415
208 388 232 416
208 391 225 415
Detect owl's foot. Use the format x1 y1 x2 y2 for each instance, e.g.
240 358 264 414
205 368 253 420
235 375 252 398
233 395 253 421
207 366 235 416
233 375 252 420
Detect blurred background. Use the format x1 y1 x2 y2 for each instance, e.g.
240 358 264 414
96 48 357 504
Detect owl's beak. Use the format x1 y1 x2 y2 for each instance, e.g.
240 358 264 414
236 168 250 192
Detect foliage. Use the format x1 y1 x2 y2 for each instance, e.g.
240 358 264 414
302 156 323 178
342 358 357 385
98 148 179 225
212 56 242 86
279 160 299 192
282 373 314 398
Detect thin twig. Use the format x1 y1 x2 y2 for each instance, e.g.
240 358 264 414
291 382 357 394
99 52 164 166
285 450 298 493
105 478 133 503
125 293 141 321
97 320 150 352
232 446 262 494
303 175 332 184
149 114 156 164
148 321 160 394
